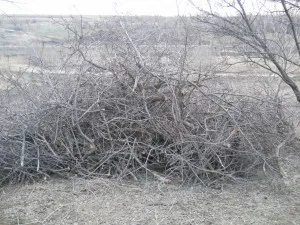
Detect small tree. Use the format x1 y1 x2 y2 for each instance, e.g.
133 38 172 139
190 0 300 103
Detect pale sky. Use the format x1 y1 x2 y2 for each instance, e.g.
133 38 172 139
1 0 279 16
1 0 198 16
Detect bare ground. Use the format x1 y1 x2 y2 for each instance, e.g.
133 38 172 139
1 152 300 225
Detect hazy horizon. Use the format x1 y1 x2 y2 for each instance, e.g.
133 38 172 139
1 0 279 17
1 0 197 16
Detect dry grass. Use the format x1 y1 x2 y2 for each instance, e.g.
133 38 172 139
1 153 300 225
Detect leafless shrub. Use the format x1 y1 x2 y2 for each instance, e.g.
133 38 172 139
0 17 295 185
190 0 300 103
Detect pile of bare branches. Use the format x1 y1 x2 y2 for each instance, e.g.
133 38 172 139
0 17 295 185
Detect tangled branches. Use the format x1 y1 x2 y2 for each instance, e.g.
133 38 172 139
0 67 293 185
0 18 295 185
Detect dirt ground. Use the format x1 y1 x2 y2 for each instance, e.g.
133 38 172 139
1 152 300 225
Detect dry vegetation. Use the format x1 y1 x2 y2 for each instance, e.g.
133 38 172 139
0 15 298 186
0 9 300 224
1 173 300 225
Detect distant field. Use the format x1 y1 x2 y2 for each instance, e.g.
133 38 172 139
0 14 299 93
